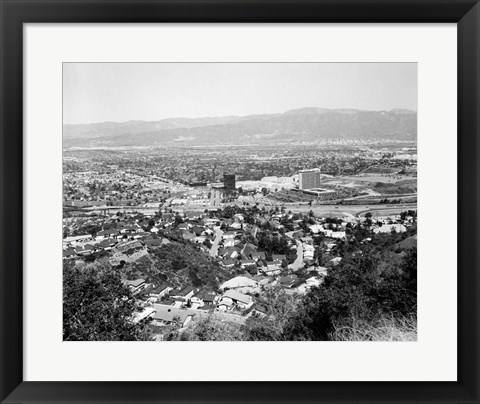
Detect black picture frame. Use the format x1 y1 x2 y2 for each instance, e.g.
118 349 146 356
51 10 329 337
1 1 479 403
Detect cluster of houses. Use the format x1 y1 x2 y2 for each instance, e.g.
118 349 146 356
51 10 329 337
63 207 415 339
124 273 325 338
63 207 413 268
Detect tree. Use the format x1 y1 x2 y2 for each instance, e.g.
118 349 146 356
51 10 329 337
171 315 245 341
63 262 148 341
244 287 301 341
377 247 417 316
174 215 184 226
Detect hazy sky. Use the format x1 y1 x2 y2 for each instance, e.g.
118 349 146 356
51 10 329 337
63 63 417 125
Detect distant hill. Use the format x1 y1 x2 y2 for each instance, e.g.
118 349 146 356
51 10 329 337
63 108 417 148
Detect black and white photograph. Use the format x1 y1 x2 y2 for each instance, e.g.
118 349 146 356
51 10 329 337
62 62 417 342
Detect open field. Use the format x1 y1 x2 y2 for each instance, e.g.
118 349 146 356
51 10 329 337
328 174 416 184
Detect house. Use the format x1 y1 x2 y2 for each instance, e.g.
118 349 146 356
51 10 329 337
62 248 77 259
257 276 274 288
272 254 287 263
266 261 281 271
97 238 117 250
234 213 245 222
241 243 257 259
186 212 202 221
305 276 322 288
223 237 235 248
192 290 218 308
308 224 324 234
81 244 96 255
269 220 282 230
194 235 207 244
191 226 204 236
300 236 313 245
217 297 234 311
131 232 148 240
120 225 141 234
220 289 253 309
220 259 236 268
172 298 186 308
251 303 269 318
316 266 328 276
198 244 210 254
203 228 215 236
250 251 263 261
182 231 195 242
373 224 407 234
250 251 267 261
220 276 258 292
173 286 197 300
220 247 239 260
262 262 281 276
189 295 205 309
74 246 86 255
63 234 93 246
133 307 156 323
222 231 236 242
122 278 147 295
116 240 143 253
97 229 119 239
240 259 257 269
205 218 219 227
278 275 298 288
147 284 172 300
303 245 315 260
325 242 336 252
201 292 218 306
152 304 209 327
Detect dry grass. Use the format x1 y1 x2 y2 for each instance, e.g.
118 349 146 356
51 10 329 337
330 315 417 341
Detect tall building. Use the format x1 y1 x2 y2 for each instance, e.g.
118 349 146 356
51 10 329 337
223 174 236 190
209 183 224 207
299 169 321 190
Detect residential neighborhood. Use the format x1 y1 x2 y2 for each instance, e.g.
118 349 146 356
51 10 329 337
63 200 417 341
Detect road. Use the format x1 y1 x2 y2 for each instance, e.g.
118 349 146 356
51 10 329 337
209 228 224 258
274 203 417 218
67 200 416 221
289 241 304 271
354 204 417 218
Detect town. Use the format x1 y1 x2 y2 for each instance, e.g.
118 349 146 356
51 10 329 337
63 144 417 341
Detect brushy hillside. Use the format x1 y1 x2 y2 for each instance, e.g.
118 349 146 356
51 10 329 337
121 241 230 290
330 315 417 341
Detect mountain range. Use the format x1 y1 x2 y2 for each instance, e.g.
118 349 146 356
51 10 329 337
63 107 417 148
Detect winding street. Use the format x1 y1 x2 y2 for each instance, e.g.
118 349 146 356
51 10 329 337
209 227 224 258
289 240 304 271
